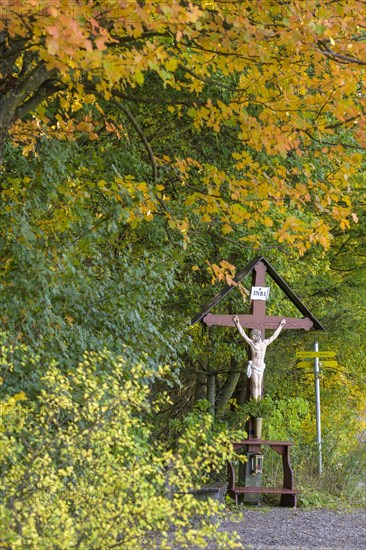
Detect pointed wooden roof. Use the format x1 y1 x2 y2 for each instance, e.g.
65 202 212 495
191 256 325 330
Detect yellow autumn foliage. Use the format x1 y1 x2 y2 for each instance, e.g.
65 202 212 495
0 345 244 549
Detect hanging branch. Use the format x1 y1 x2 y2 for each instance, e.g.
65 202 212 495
112 98 157 184
316 40 366 66
111 98 175 221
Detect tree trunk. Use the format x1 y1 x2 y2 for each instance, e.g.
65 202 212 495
0 51 58 166
194 368 207 403
215 357 242 418
207 372 216 416
235 371 251 406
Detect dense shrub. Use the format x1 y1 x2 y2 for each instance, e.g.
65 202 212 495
0 341 243 549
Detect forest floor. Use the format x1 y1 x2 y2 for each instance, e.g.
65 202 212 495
214 507 366 549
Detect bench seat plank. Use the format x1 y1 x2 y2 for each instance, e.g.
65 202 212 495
230 487 300 495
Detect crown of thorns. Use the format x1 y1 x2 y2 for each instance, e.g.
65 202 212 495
250 329 262 339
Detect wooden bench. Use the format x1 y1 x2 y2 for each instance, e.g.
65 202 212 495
228 440 300 507
186 482 228 504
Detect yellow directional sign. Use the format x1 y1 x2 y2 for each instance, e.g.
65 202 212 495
297 360 338 368
296 351 336 358
318 360 338 367
297 361 314 368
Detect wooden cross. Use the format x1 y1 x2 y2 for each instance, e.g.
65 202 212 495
201 261 314 334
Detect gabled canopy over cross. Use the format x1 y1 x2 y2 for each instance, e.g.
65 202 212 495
191 256 324 335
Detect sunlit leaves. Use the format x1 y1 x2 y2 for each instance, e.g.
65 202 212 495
1 0 364 253
0 342 242 549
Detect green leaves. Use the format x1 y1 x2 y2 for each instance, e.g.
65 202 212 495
1 1 365 252
0 342 241 549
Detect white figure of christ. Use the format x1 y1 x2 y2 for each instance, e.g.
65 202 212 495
233 316 286 400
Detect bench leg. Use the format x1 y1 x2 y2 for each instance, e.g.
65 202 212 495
280 493 297 507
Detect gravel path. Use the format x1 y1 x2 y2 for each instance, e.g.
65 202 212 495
219 508 365 549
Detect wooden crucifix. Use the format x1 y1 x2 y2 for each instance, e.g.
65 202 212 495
202 260 314 332
191 256 324 400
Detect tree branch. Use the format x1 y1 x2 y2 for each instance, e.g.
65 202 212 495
111 99 171 216
298 128 366 150
0 62 58 123
178 64 235 91
325 116 360 130
317 41 366 66
14 81 63 119
111 88 205 107
110 30 171 45
112 98 157 185
186 38 272 65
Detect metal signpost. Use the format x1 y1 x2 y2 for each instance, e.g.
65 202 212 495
296 346 337 478
314 341 322 478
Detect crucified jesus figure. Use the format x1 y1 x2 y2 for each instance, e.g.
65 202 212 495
233 316 286 400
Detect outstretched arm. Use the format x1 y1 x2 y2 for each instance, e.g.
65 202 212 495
233 315 252 345
264 318 286 345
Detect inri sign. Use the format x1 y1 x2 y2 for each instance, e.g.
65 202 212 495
250 286 270 301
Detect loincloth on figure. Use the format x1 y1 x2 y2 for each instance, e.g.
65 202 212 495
247 360 265 378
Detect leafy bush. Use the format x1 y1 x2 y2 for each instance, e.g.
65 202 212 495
0 341 242 549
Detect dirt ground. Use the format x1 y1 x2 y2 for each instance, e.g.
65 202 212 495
217 507 365 549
